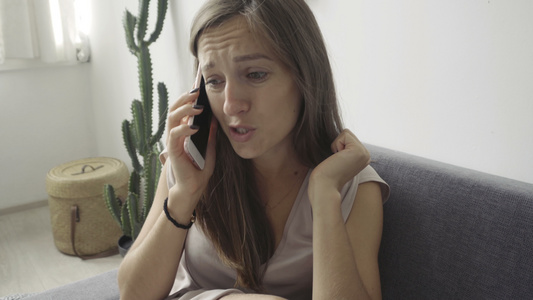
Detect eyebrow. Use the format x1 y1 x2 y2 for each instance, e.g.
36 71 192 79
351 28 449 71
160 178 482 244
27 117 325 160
201 53 273 72
233 53 273 63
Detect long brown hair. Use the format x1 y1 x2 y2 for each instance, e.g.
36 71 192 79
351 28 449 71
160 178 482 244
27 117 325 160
190 0 343 292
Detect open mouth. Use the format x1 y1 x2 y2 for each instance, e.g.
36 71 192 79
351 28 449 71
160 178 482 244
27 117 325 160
234 127 250 134
229 126 255 142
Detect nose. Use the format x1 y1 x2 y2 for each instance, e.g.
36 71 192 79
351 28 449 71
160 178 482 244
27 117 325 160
223 80 249 116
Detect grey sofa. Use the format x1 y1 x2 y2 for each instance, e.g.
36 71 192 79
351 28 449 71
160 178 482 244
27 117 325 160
24 145 533 300
370 145 533 299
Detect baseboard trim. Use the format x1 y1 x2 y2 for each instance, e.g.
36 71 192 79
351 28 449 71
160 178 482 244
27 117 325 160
0 200 48 216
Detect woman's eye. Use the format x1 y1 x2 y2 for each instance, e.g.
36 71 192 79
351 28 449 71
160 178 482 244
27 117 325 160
247 71 268 81
206 79 222 87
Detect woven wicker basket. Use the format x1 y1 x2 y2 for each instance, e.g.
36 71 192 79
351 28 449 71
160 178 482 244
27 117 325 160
46 157 129 257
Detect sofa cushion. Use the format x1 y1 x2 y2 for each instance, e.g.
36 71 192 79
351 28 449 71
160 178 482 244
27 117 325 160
23 269 119 300
368 144 533 299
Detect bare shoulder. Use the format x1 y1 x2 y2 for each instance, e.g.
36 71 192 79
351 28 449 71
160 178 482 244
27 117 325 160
346 181 383 247
345 181 384 299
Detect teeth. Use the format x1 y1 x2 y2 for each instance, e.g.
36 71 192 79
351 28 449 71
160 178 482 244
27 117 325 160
236 128 249 134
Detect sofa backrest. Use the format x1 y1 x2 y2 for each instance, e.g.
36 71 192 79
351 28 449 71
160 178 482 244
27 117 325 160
368 144 533 300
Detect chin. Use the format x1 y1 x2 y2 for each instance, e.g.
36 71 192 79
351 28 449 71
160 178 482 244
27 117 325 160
231 145 260 160
233 150 257 160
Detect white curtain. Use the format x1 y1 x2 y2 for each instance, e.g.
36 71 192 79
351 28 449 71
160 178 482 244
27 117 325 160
0 0 89 65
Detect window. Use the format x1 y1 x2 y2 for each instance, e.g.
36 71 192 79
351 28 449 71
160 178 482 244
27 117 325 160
0 0 90 70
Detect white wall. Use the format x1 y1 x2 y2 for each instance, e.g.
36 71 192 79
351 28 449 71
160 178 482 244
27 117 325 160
0 64 96 210
309 0 533 183
0 0 185 211
2 0 531 210
160 0 533 184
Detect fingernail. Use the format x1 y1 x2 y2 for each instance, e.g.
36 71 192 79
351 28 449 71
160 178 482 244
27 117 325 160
193 105 204 110
189 87 200 94
190 125 200 130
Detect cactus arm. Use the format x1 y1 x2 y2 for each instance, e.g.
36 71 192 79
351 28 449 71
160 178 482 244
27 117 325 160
142 152 158 219
136 0 150 43
103 184 122 226
131 100 148 157
121 200 132 238
132 222 142 241
138 46 153 143
122 120 142 173
126 193 142 240
150 82 168 146
129 170 141 196
123 10 139 55
154 147 162 194
147 0 168 44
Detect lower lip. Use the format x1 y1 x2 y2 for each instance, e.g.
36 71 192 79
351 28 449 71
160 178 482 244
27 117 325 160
229 128 256 143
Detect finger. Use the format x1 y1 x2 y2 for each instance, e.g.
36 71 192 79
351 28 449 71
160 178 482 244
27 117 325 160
331 129 363 153
335 138 348 152
331 131 349 153
167 104 204 131
167 123 200 153
343 131 365 151
204 118 218 172
169 89 201 113
343 128 356 138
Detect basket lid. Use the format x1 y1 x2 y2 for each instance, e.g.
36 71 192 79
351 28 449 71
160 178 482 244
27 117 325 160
46 157 129 198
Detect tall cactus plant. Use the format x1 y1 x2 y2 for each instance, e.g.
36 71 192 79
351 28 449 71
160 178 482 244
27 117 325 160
104 0 169 241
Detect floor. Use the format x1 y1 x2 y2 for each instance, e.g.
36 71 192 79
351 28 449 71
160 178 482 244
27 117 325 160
0 204 123 297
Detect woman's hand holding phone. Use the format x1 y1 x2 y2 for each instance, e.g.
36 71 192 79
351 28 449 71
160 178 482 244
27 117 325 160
184 69 213 170
166 87 217 210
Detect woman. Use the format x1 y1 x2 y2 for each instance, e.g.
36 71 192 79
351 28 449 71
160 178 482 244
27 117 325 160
118 0 389 299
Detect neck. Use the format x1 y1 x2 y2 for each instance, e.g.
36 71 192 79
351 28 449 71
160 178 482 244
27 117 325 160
252 150 306 181
252 153 308 207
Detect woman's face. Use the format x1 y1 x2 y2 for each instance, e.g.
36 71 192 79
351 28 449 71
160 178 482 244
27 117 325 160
197 17 302 162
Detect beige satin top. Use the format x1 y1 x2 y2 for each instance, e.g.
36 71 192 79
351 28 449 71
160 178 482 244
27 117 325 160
161 151 389 299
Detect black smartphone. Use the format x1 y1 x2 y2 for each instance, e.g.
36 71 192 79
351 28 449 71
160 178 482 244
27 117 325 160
184 69 213 170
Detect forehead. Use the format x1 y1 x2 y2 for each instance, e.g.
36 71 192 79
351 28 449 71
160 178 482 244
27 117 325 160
197 17 276 69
